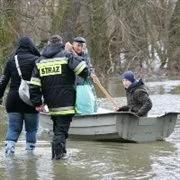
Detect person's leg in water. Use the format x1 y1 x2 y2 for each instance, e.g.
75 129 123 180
5 113 23 156
24 113 39 153
51 115 72 160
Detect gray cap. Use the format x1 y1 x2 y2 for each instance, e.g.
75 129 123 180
73 36 86 43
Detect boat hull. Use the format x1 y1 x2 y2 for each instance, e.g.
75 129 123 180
39 112 178 142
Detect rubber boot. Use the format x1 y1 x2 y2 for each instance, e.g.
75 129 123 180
55 142 64 160
5 141 15 157
63 144 67 154
51 142 64 160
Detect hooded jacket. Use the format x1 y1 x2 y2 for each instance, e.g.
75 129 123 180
29 42 89 116
119 79 152 116
0 36 40 113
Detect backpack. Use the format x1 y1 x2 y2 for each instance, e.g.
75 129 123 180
14 55 33 106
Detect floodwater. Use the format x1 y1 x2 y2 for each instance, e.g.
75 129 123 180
0 78 180 180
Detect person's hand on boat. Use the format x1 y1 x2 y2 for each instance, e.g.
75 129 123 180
131 112 140 117
35 104 45 112
136 111 143 117
116 106 129 112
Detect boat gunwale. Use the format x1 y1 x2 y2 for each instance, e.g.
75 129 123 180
40 111 180 119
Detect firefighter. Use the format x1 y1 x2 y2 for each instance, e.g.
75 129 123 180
29 35 89 159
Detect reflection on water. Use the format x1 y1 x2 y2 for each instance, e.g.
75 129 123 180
0 79 180 179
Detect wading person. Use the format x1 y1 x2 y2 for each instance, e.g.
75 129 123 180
29 35 89 160
0 36 40 156
117 71 152 116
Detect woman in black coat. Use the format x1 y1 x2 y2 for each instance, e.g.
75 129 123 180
0 36 40 156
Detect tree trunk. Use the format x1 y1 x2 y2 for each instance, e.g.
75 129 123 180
168 0 180 73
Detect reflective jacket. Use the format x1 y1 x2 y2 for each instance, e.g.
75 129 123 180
29 43 89 116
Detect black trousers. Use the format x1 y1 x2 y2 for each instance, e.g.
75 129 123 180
51 115 72 147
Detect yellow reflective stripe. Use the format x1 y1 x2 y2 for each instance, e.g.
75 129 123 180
30 77 41 86
31 77 41 83
49 106 75 115
49 106 74 112
49 109 75 115
74 61 86 73
40 58 68 63
30 81 41 86
37 59 68 77
37 59 68 69
74 62 86 75
76 63 86 75
39 66 62 77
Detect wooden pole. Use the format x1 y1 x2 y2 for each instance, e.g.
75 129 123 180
91 75 119 109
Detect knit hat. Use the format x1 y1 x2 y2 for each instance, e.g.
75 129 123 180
122 71 136 83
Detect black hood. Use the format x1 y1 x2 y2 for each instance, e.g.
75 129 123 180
16 36 40 56
42 43 64 58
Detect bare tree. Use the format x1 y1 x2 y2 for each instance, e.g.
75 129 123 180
0 0 179 76
168 0 180 73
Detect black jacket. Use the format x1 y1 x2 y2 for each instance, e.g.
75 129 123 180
119 79 152 116
29 43 89 116
0 37 40 113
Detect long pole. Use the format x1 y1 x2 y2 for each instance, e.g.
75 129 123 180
91 75 119 109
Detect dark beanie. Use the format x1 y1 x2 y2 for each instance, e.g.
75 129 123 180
122 71 135 83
